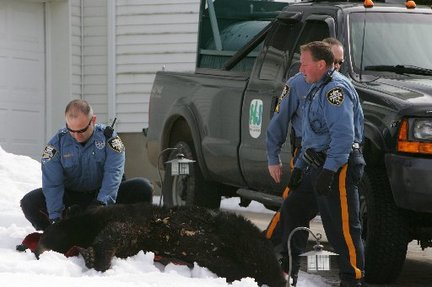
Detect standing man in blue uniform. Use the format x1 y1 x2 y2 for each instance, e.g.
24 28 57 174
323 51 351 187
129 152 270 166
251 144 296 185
288 41 365 287
265 38 345 285
21 99 154 231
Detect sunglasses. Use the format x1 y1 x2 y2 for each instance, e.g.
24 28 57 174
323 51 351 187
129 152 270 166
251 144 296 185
66 119 92 134
334 59 344 65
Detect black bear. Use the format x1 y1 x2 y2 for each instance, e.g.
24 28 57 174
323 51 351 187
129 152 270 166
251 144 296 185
35 203 285 287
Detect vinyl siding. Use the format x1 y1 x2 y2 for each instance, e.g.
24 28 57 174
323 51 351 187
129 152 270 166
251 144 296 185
82 0 109 124
115 0 200 132
79 0 200 131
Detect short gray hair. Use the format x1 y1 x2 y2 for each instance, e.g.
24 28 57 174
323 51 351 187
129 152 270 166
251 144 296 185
65 99 93 119
323 37 343 48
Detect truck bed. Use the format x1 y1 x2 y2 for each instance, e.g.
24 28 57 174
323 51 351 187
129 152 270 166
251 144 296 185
147 69 250 187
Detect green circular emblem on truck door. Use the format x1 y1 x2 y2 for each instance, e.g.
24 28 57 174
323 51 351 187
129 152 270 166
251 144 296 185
249 99 263 138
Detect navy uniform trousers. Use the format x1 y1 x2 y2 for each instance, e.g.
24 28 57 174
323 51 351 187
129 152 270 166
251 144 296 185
280 156 364 283
265 147 302 247
21 177 153 231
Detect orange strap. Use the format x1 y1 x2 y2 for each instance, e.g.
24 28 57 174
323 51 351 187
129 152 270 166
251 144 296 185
265 212 281 239
338 164 362 279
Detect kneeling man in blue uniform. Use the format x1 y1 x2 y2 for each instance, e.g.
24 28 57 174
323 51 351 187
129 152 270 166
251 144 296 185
21 99 154 231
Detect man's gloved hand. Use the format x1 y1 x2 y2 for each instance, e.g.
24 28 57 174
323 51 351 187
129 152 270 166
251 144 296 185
287 168 303 189
314 168 335 196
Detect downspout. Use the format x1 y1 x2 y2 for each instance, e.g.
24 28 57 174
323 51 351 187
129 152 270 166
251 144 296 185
107 0 116 125
80 0 84 99
44 2 51 140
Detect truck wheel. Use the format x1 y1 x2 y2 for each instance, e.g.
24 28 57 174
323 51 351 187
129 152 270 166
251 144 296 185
361 167 409 284
162 141 221 209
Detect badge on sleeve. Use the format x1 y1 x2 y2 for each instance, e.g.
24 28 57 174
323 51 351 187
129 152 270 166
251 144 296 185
41 145 57 163
326 87 344 106
275 85 290 113
108 136 125 153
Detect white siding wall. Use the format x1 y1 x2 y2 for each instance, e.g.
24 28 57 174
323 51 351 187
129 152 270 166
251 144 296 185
115 0 200 132
71 0 82 99
82 0 109 124
80 0 200 131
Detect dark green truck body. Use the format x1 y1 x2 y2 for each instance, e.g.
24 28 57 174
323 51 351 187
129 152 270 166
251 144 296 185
146 0 432 283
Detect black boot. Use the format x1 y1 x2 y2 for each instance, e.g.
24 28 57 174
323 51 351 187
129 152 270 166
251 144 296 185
279 255 300 286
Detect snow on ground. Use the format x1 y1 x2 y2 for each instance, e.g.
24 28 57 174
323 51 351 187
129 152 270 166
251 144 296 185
0 146 330 287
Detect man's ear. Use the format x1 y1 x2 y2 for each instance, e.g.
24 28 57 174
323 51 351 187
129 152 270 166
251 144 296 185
318 60 328 71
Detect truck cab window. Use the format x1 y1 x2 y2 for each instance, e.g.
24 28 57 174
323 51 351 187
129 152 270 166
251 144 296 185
349 12 432 73
198 20 270 73
259 22 300 81
286 20 331 78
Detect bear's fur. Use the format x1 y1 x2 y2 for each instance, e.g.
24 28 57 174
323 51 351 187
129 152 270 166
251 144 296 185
35 203 285 287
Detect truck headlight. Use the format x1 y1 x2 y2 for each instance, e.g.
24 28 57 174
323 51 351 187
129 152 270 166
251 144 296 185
398 118 432 155
413 119 432 140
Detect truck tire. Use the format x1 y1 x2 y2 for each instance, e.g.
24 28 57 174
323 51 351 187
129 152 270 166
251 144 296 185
361 167 409 284
162 141 221 209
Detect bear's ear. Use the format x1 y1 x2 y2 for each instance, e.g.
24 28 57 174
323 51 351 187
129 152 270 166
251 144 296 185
17 232 42 252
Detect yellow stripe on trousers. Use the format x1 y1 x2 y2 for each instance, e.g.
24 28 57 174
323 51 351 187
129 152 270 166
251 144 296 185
281 148 297 199
338 164 362 280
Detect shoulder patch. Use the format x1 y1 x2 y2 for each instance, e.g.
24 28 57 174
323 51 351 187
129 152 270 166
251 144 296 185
275 85 290 113
108 136 125 153
326 87 344 106
42 145 57 163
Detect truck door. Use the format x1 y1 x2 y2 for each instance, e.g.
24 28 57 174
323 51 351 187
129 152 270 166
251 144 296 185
239 15 334 193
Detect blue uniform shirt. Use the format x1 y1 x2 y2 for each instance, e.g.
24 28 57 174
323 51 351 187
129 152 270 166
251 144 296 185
41 124 125 219
266 73 311 165
295 70 364 171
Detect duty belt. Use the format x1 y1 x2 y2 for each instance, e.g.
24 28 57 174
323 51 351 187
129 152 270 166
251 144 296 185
304 143 362 168
304 149 326 168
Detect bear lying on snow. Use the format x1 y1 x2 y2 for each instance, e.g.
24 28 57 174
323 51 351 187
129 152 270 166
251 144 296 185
35 203 285 287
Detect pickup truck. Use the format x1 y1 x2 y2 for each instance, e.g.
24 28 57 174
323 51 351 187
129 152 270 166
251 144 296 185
146 0 432 283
